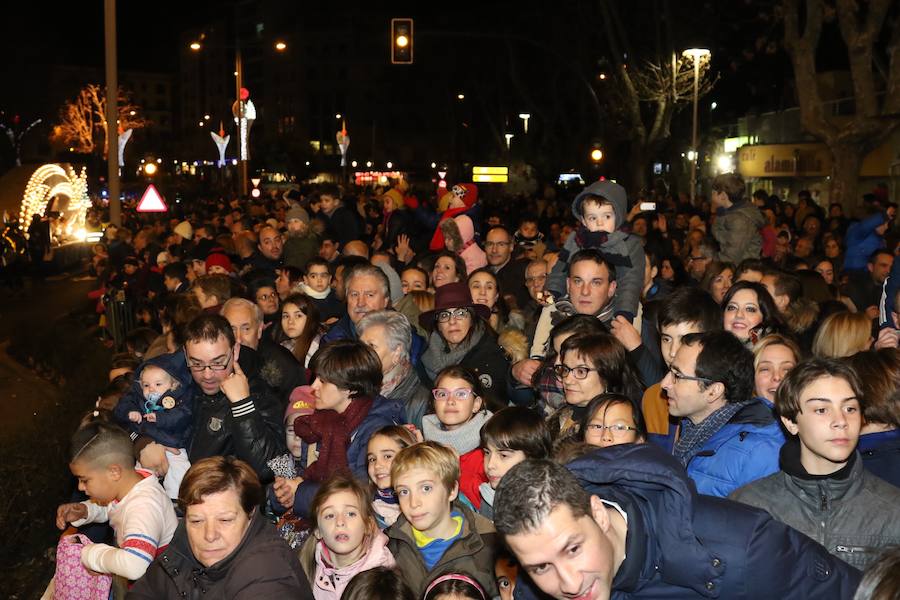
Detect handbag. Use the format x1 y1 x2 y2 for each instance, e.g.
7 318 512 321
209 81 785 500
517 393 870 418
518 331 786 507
52 534 113 600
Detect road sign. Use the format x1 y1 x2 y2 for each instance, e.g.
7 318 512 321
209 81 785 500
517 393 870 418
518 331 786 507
472 165 508 183
136 184 168 212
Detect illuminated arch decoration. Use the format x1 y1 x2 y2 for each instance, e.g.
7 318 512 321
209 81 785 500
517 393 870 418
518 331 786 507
19 163 91 238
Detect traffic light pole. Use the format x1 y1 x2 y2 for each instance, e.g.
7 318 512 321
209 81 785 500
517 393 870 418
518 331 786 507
235 44 248 198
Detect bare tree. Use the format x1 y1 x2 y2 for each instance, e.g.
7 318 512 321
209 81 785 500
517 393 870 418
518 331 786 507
783 0 900 211
599 0 715 194
51 84 149 159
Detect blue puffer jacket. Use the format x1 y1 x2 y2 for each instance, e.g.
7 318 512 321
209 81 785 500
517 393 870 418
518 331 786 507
291 395 406 518
679 400 785 497
514 444 860 599
112 351 194 448
843 212 886 272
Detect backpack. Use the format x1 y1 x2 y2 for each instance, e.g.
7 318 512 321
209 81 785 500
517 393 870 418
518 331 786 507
52 534 113 600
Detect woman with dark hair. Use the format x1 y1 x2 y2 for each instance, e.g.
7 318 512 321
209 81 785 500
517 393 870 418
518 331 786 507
467 267 524 333
721 280 786 347
579 392 648 447
700 261 735 304
550 332 645 439
430 250 467 289
418 282 510 409
129 457 313 599
273 340 406 519
275 265 304 300
247 275 280 329
271 292 322 368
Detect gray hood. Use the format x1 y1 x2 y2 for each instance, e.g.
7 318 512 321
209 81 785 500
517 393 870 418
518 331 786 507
572 180 628 228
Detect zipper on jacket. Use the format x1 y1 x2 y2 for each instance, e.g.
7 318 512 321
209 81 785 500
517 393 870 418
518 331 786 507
835 545 877 555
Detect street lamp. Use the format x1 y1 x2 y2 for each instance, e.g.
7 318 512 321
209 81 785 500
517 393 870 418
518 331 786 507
682 47 710 203
518 113 531 134
504 133 514 150
275 41 287 51
457 93 465 100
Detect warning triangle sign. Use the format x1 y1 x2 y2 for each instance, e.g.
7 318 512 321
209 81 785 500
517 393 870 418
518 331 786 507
137 184 168 213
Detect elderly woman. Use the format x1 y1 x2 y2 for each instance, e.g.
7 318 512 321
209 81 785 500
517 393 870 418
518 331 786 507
357 310 431 429
129 456 313 599
418 281 510 410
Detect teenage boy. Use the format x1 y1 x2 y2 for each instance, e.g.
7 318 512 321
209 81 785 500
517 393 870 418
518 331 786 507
731 358 900 569
640 287 722 447
55 423 178 581
387 441 498 598
495 446 861 600
479 407 553 520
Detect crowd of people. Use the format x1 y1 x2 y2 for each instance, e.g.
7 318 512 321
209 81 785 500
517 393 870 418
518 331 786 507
39 173 900 599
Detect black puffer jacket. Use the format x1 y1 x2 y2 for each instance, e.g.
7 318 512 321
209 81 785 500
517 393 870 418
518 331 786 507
127 512 313 600
188 346 287 483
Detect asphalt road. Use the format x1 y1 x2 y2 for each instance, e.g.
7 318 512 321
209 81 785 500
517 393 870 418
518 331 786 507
0 272 97 434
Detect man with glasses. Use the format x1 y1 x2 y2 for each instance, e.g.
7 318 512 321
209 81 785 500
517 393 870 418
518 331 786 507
685 243 714 284
137 314 286 483
485 226 530 309
660 330 783 497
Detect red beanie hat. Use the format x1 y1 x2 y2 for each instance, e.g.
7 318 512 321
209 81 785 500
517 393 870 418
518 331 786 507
205 252 234 273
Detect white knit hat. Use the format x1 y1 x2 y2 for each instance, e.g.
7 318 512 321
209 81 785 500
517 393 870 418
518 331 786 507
173 220 193 240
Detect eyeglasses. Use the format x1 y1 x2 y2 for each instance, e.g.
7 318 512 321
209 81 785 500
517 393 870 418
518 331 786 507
667 367 713 384
585 423 638 435
186 352 232 372
553 364 599 380
432 388 476 401
436 308 471 323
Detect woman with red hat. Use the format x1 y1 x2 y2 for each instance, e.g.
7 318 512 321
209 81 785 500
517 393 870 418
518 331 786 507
418 282 510 410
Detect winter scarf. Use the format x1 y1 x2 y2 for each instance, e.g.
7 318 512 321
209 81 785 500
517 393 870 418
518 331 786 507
293 396 374 482
381 360 412 398
422 410 492 455
421 321 486 382
673 401 751 467
300 282 331 300
373 488 402 528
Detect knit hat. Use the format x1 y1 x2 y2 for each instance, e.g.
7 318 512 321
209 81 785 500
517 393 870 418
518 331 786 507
285 206 309 224
285 386 316 424
419 281 491 329
173 220 193 241
205 251 234 273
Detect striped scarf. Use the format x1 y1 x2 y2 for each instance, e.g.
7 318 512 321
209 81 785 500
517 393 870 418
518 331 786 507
673 401 750 467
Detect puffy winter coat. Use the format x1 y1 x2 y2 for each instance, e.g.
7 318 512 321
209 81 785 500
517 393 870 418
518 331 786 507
843 212 887 272
731 443 900 570
441 214 487 275
711 199 764 264
858 428 900 488
673 400 785 497
113 351 194 448
513 444 861 600
127 512 313 600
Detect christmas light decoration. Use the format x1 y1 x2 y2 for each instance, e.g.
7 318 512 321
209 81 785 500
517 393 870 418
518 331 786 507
19 164 90 238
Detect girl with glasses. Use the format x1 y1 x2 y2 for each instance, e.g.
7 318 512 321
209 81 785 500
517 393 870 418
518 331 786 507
421 366 492 510
578 393 647 448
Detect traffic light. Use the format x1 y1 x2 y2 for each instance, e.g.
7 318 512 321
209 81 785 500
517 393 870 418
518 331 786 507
391 18 414 64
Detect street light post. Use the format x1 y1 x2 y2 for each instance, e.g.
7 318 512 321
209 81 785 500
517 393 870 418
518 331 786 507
683 48 710 203
234 44 247 197
104 0 120 226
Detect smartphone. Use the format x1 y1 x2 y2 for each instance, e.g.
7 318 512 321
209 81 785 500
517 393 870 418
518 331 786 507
639 202 656 211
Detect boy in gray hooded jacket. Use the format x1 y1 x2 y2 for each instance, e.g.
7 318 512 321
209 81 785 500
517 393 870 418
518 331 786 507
547 180 645 322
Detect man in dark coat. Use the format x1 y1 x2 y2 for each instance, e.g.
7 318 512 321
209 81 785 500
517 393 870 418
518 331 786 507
495 444 861 600
136 314 287 484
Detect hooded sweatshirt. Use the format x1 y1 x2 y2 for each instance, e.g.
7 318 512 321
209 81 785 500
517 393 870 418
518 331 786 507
309 531 396 600
441 214 487 275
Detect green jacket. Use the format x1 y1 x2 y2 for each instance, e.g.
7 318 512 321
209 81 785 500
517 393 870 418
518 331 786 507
386 501 498 597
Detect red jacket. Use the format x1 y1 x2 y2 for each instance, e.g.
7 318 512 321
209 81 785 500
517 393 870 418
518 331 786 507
458 447 487 510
